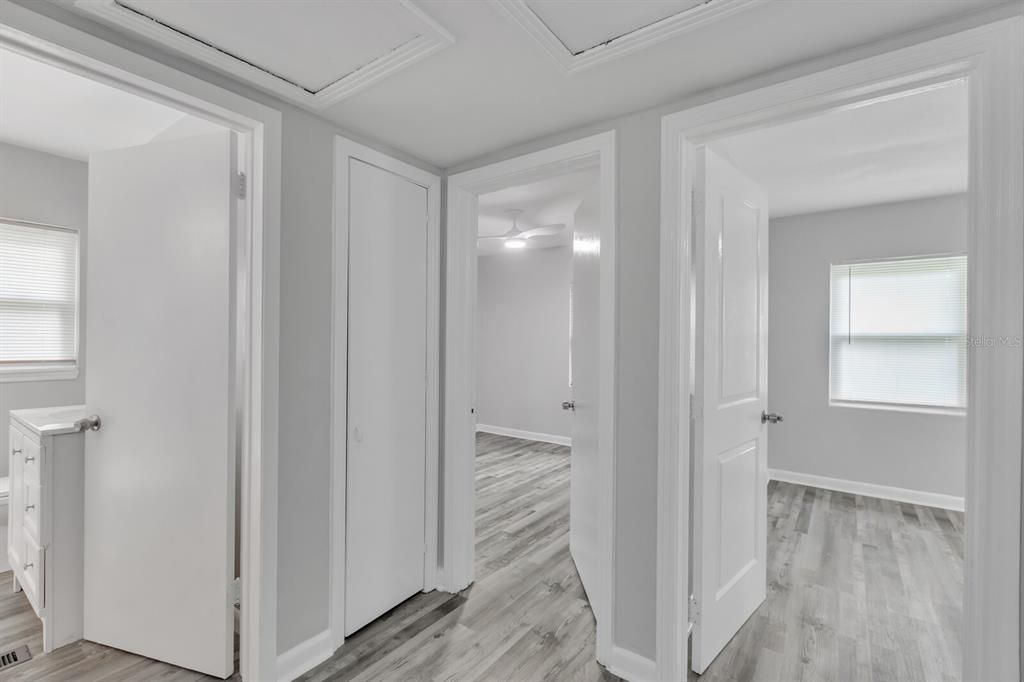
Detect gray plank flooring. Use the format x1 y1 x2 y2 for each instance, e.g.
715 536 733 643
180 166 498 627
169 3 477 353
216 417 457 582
0 436 962 681
300 432 614 682
693 481 964 682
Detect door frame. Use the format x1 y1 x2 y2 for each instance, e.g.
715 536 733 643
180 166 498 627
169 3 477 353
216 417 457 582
0 5 282 680
330 135 442 649
657 12 1023 682
443 131 616 662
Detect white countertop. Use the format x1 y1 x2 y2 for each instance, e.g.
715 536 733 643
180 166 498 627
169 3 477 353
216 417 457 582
10 405 89 437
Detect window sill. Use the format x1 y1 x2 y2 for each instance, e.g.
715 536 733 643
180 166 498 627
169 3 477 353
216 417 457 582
0 366 80 384
829 399 965 417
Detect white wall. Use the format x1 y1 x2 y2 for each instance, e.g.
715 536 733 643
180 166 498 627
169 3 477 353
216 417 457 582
476 246 571 442
768 194 968 498
0 141 88 479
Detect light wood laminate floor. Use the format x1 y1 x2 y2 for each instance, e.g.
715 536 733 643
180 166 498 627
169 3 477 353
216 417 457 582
694 481 964 682
0 436 963 681
300 432 612 681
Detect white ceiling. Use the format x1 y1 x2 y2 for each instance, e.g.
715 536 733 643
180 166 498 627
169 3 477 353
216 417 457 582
120 0 424 93
58 0 1007 166
478 167 598 255
525 0 704 54
58 0 1003 167
0 48 216 160
709 79 968 218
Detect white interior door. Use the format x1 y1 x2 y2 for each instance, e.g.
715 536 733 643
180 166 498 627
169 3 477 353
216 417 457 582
344 159 428 635
568 187 603 621
84 131 237 678
692 147 770 673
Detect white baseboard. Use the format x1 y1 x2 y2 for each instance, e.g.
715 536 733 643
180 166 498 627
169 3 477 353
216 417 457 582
605 645 658 682
276 628 335 682
768 468 965 512
476 424 571 447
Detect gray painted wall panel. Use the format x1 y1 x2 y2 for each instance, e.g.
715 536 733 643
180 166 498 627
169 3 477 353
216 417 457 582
476 247 572 440
768 195 968 497
0 142 88 479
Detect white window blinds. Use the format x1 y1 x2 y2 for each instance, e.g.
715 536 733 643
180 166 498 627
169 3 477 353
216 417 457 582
0 220 80 369
829 255 967 411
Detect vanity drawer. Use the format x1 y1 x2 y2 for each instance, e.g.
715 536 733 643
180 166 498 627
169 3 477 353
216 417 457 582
21 439 42 489
22 483 42 546
19 532 44 615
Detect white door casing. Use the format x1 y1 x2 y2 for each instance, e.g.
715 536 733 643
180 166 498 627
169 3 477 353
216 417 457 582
569 186 602 620
343 158 429 635
692 147 769 673
84 131 237 678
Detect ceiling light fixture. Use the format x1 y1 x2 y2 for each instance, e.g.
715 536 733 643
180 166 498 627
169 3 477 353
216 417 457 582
504 239 527 249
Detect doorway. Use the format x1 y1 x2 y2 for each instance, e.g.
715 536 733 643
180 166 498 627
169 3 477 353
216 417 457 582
0 9 281 680
657 17 1023 682
444 131 617 665
693 80 969 678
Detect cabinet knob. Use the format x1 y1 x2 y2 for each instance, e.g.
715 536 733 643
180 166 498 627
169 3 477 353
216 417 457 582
23 563 32 571
11 448 21 456
24 455 35 464
24 505 34 512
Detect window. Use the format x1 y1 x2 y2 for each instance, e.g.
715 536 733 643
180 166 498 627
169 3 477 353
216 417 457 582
829 254 966 412
0 219 80 381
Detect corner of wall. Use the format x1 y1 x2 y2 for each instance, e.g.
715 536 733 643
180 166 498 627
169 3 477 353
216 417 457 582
275 628 335 682
605 645 658 682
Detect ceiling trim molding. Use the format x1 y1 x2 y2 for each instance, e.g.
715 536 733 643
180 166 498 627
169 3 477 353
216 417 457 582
73 0 455 110
495 0 758 74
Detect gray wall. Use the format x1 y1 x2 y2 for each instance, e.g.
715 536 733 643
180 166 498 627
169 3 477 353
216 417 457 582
10 1 440 654
0 141 88 479
476 247 572 440
768 195 968 497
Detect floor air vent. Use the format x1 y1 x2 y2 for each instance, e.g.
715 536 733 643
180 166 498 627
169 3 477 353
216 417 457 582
0 645 32 671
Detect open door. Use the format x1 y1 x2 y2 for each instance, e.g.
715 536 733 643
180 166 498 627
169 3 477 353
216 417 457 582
692 147 770 673
84 131 237 678
569 187 602 621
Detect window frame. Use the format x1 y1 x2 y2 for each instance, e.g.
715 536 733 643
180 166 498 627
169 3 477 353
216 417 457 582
826 252 967 417
0 217 82 383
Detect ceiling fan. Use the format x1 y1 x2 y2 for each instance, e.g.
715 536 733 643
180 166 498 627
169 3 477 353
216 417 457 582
478 209 566 250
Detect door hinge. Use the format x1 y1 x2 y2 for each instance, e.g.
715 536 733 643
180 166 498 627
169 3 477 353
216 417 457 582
236 172 247 200
689 594 700 624
231 577 241 607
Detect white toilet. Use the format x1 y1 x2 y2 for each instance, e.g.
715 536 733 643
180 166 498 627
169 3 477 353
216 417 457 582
0 476 9 573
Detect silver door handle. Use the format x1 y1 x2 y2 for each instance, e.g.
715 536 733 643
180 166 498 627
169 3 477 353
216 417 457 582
562 401 575 411
761 410 783 424
75 415 101 432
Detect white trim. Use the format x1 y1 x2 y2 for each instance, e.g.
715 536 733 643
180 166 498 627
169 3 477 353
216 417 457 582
494 0 756 74
0 367 79 383
0 5 282 680
605 645 658 682
73 0 455 111
275 628 334 682
330 136 442 651
768 469 966 513
475 424 571 447
444 131 616 665
658 13 1023 682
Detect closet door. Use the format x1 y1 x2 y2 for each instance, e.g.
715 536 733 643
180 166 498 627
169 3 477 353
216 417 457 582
343 157 429 635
